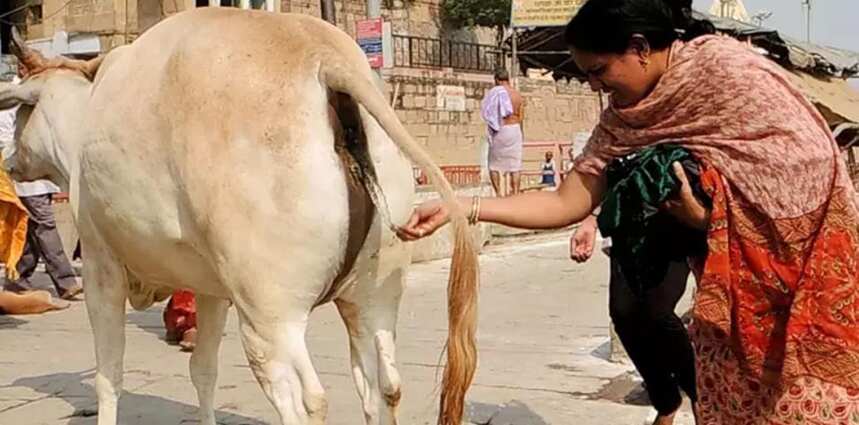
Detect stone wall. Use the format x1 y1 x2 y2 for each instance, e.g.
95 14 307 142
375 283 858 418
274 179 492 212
383 67 600 166
30 0 124 39
517 77 602 141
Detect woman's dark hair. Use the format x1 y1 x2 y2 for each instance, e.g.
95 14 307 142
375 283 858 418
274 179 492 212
564 0 715 53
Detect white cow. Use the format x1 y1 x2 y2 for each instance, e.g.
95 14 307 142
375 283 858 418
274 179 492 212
0 9 479 425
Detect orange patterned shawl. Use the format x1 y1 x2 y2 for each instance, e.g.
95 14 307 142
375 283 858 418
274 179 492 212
0 168 28 280
576 35 859 423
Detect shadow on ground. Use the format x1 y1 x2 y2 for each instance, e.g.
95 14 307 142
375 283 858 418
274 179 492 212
126 307 168 342
7 369 267 425
588 342 650 407
467 400 550 425
590 340 612 362
591 372 650 407
0 315 26 329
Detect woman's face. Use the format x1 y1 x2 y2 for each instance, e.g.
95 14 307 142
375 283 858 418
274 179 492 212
571 43 664 107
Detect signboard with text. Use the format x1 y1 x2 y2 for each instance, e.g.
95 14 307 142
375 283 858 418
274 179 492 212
436 85 467 111
356 18 384 68
510 0 585 28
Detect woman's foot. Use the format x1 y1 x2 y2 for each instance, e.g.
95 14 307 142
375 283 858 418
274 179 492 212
652 412 676 425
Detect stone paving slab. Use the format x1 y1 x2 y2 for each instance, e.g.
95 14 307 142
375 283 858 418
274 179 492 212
0 234 694 425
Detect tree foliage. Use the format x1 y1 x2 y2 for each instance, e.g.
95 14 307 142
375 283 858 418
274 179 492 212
440 0 511 31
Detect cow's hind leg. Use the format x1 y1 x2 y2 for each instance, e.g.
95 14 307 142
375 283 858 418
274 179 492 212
190 294 230 425
232 291 327 425
81 228 129 425
336 267 405 425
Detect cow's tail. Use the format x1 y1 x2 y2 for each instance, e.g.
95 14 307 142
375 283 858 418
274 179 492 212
322 62 480 425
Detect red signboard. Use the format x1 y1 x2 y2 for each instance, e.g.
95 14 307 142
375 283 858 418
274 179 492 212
366 54 383 68
356 18 384 69
356 18 383 39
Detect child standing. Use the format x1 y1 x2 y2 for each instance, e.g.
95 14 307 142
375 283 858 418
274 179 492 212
540 151 557 187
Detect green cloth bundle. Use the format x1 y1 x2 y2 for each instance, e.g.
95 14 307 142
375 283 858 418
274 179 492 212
597 144 709 294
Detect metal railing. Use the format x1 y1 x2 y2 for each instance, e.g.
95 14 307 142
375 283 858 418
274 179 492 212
414 165 482 188
392 35 502 74
414 141 575 190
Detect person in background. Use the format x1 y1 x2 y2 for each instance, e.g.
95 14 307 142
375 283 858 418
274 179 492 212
540 151 557 187
164 290 197 352
564 146 577 176
481 69 525 197
0 72 81 301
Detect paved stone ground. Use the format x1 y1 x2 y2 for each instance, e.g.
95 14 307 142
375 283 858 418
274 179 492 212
0 233 695 425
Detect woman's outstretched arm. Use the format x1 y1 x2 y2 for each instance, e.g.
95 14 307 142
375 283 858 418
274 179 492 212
397 170 605 240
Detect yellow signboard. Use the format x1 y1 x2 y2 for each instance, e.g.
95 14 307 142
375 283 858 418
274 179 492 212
510 0 586 28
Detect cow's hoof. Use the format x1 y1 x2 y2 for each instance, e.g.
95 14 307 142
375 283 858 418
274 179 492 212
179 328 197 352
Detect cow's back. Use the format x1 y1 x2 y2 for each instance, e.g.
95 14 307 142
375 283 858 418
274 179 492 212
80 9 378 297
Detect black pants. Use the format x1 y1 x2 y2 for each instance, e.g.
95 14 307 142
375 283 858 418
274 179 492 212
609 259 697 415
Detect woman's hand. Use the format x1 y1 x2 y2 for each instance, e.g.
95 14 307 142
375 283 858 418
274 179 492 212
570 215 597 263
396 169 606 242
396 199 450 241
662 162 710 231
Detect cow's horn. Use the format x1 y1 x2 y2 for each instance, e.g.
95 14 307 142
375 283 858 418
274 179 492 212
10 27 46 71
